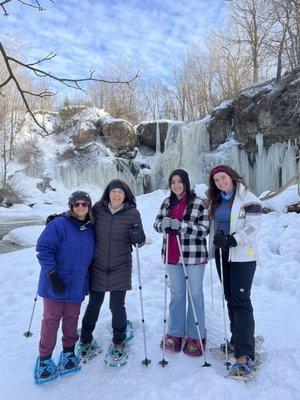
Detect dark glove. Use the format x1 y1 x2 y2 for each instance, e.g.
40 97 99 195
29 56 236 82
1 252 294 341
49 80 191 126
213 232 237 248
170 218 181 234
47 269 65 295
161 217 171 233
130 225 146 246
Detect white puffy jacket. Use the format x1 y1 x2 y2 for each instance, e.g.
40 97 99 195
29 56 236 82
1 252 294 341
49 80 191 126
209 184 262 262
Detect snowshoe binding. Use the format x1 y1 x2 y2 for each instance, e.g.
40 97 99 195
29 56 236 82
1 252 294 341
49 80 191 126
210 335 264 360
34 357 58 385
77 339 102 363
183 337 206 357
104 343 128 368
160 334 182 353
226 354 261 382
57 351 81 376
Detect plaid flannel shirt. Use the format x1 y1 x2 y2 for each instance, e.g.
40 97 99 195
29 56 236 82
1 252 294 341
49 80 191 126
153 193 209 265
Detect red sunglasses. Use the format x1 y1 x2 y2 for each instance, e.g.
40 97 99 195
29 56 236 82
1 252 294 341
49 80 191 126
72 201 89 208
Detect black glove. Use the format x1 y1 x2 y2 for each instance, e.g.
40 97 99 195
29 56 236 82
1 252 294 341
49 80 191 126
213 232 237 248
47 269 65 295
130 225 146 246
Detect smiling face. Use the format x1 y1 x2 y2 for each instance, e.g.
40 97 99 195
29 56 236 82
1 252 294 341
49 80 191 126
213 171 234 193
170 175 186 198
72 201 89 220
109 188 125 210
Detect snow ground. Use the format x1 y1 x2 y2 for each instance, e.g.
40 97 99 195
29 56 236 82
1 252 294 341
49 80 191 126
0 189 299 400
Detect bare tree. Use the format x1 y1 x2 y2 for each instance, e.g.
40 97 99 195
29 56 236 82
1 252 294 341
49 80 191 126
271 0 300 76
0 86 27 187
225 0 276 83
87 60 143 124
140 80 169 120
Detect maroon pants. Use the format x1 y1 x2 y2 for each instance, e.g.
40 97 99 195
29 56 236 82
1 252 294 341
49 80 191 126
39 298 81 358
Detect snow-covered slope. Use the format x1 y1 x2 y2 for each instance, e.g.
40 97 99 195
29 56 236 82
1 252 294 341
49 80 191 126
0 189 299 400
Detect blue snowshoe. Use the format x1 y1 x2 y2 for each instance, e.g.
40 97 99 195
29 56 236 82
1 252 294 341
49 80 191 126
104 343 128 368
34 357 58 385
57 351 81 376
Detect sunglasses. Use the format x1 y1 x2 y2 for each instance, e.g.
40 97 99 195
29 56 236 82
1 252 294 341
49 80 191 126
72 201 89 208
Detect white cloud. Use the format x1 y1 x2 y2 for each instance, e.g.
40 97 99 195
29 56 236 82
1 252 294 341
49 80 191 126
2 0 226 87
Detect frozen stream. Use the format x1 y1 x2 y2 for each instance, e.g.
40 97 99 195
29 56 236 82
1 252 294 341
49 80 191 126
0 217 44 254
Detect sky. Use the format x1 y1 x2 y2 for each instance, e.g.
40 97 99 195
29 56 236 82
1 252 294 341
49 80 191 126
2 0 227 86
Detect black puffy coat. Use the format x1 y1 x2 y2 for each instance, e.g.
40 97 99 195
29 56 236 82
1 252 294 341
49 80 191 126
89 201 145 292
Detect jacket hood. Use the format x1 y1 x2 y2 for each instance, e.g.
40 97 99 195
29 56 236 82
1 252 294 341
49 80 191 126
94 200 136 214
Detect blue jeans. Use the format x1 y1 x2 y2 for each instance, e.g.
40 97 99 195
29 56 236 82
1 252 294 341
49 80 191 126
167 263 206 339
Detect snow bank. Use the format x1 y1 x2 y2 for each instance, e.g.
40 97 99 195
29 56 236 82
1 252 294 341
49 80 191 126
261 184 300 212
0 187 299 400
2 226 44 246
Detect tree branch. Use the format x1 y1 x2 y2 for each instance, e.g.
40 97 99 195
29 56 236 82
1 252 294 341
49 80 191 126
0 0 54 15
0 0 12 16
0 41 140 135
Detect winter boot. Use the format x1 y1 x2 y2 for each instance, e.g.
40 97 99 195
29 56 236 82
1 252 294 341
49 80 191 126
58 351 81 376
230 355 254 376
34 356 58 384
77 339 101 360
183 336 206 357
110 343 127 362
160 334 182 353
220 340 235 356
105 342 128 367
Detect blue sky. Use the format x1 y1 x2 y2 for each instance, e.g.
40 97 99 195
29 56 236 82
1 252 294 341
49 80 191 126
2 0 226 84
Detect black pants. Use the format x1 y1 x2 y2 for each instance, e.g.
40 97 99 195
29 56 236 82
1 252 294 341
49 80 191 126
215 247 256 360
80 290 127 345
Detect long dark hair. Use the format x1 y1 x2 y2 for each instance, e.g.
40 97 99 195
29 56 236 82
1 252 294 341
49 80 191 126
100 179 136 206
168 169 193 210
207 165 247 216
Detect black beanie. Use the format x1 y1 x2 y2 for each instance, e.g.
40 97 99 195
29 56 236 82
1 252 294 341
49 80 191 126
168 169 190 190
68 191 92 207
108 180 125 193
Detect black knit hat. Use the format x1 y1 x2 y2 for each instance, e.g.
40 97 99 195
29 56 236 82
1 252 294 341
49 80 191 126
108 180 125 193
168 169 190 190
68 191 92 207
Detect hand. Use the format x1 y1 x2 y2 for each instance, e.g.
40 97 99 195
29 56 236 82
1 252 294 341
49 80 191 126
213 232 237 248
161 217 171 233
227 235 238 247
130 225 146 246
47 269 65 295
170 218 181 232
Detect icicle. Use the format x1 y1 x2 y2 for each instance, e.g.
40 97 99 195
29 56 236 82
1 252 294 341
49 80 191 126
155 122 161 153
255 133 264 158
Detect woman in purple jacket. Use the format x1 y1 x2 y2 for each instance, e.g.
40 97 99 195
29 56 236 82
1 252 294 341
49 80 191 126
34 191 94 384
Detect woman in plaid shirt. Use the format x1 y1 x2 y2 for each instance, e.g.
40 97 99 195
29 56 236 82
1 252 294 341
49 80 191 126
154 169 209 356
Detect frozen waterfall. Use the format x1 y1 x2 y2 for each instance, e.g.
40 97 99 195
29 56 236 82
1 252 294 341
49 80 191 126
231 134 299 194
147 123 299 195
59 158 145 196
150 120 210 189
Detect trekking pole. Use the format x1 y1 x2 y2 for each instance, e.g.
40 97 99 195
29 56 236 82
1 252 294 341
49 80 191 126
23 290 38 338
219 247 231 369
135 244 151 366
159 231 169 367
176 235 211 368
210 258 214 310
